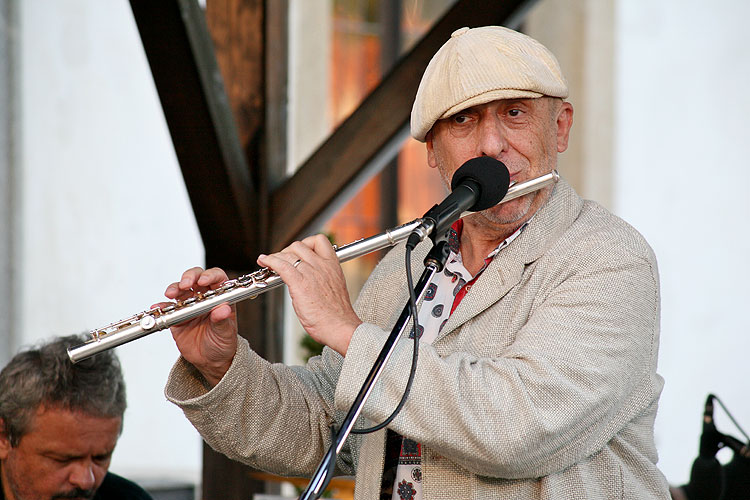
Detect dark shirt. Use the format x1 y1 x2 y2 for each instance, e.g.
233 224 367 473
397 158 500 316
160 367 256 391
0 471 153 500
94 472 153 500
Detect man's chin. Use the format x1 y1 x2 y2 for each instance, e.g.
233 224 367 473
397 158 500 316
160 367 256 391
478 198 532 227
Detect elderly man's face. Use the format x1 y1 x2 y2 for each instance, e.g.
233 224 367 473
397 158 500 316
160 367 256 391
427 97 573 231
0 406 121 500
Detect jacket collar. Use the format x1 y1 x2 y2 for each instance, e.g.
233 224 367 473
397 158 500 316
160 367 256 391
436 177 583 341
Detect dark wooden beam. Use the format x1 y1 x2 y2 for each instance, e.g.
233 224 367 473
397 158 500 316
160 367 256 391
130 1 277 498
203 1 291 499
378 0 402 232
206 0 264 151
129 0 257 269
263 0 289 191
268 0 538 251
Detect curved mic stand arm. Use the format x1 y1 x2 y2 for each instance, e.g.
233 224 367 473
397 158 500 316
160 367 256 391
702 393 750 458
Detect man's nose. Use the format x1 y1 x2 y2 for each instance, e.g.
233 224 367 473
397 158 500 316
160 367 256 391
476 114 507 158
68 460 96 490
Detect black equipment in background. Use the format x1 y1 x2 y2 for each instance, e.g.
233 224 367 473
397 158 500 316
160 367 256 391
681 394 750 500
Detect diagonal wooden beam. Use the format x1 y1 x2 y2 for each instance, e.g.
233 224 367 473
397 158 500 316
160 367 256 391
132 2 283 498
268 0 539 251
129 0 257 268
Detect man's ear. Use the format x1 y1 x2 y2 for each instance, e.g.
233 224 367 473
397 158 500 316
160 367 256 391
425 130 438 168
556 101 574 153
0 418 11 459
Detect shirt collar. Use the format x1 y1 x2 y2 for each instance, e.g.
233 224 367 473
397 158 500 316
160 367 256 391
446 218 530 279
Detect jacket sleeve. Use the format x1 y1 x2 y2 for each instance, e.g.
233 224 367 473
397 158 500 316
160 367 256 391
164 334 363 478
335 234 662 480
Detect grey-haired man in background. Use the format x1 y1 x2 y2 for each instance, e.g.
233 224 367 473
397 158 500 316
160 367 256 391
0 335 152 500
163 26 671 499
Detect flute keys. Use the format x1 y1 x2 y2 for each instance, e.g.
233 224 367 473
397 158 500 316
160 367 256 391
140 315 157 330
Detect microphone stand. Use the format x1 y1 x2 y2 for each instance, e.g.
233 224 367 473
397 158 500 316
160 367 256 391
298 239 451 500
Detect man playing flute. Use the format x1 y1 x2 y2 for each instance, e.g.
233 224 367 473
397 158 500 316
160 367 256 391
163 26 671 500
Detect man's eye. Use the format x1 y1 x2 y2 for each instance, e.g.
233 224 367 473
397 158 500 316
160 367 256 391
453 114 469 124
508 109 522 117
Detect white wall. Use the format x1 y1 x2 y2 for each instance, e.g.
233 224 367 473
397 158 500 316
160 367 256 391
615 0 750 485
17 0 203 484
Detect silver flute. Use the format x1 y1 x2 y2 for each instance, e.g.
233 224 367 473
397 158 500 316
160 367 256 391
68 170 559 363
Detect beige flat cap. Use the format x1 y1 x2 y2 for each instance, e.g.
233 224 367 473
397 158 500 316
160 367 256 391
410 26 568 142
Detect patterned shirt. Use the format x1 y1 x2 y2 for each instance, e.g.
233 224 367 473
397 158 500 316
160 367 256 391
385 218 529 500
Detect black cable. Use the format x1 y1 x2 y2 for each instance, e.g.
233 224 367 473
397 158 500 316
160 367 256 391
712 394 750 443
351 244 421 434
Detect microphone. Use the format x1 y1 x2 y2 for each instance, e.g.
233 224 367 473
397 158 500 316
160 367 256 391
685 456 724 500
681 394 750 500
406 157 510 250
722 452 750 500
698 394 750 458
683 395 726 500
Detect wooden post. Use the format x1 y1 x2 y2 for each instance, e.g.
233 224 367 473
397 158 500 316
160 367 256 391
203 1 288 498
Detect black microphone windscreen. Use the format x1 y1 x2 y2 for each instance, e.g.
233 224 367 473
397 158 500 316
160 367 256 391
722 453 750 500
684 456 725 500
450 157 510 212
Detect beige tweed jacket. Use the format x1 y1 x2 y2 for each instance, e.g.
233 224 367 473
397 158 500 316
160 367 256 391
165 179 671 499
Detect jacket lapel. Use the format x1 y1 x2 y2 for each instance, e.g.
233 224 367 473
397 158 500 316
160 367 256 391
435 178 583 341
435 240 525 342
